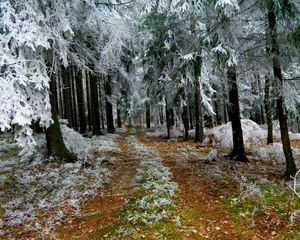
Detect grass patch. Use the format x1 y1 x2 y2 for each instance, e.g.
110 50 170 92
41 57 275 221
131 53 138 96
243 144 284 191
0 148 19 161
226 181 300 236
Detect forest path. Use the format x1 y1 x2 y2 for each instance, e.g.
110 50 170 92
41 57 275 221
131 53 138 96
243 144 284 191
57 129 263 240
57 133 141 239
136 131 262 240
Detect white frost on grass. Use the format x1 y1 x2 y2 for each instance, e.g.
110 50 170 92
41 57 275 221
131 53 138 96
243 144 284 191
124 136 178 226
89 134 121 154
0 157 111 238
146 125 184 138
204 119 266 149
0 123 123 238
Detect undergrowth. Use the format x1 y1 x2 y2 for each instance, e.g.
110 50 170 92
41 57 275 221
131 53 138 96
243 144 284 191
112 136 178 239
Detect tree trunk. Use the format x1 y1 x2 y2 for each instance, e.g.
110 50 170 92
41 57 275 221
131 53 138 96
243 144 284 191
117 101 122 128
105 75 115 133
86 71 92 132
194 56 204 143
75 69 86 134
62 66 73 128
146 101 151 128
165 97 171 139
71 68 78 131
267 6 297 177
256 74 265 125
90 72 103 135
159 105 164 125
98 81 105 130
182 105 189 141
227 66 248 162
264 75 273 144
189 107 194 129
46 76 76 162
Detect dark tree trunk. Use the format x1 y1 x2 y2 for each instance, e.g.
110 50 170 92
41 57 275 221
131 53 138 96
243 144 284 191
227 66 248 162
90 72 103 135
146 101 151 128
86 71 92 132
189 107 194 129
267 7 297 177
264 75 273 144
182 105 189 141
194 56 204 143
75 69 86 134
117 101 122 128
165 98 171 139
105 75 115 133
98 81 105 130
46 77 76 162
71 68 78 131
62 66 73 128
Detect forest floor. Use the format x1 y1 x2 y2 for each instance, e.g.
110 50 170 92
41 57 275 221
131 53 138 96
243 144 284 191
53 128 300 240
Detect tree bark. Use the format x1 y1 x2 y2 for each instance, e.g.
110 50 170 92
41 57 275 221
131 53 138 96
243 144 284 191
267 6 297 177
146 101 151 128
46 76 76 162
264 75 273 144
71 68 78 131
86 71 92 132
75 69 86 134
189 107 194 129
105 75 115 133
90 72 103 135
227 66 248 162
194 56 204 143
62 66 73 128
165 97 171 139
117 101 122 128
182 105 189 141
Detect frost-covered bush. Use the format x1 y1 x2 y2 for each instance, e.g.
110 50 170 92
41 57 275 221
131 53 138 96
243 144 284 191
236 176 262 201
252 143 299 164
60 120 91 161
146 125 183 138
252 143 285 164
204 119 266 149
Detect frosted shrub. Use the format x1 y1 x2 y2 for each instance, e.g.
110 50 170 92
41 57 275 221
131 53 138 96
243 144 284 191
252 143 299 164
236 176 262 201
60 121 91 161
204 119 266 149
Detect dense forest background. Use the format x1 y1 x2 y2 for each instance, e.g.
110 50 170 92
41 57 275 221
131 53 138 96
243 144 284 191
1 0 300 239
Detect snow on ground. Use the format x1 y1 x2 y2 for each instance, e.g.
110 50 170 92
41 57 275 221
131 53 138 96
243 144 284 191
0 125 125 238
